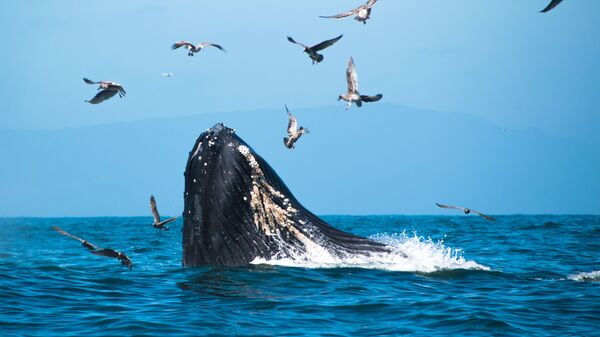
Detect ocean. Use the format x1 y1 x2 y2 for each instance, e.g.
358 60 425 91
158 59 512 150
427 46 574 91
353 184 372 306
0 215 598 336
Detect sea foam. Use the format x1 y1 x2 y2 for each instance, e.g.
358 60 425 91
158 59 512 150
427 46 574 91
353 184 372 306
252 231 489 273
568 270 600 282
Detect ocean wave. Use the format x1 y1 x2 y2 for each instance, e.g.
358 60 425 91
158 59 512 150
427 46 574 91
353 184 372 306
568 270 600 282
519 221 562 231
251 232 489 273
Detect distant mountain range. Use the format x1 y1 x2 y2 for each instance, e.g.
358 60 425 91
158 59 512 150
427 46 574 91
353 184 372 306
1 103 598 217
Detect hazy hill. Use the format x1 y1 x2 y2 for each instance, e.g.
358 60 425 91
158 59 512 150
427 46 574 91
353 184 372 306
1 103 598 217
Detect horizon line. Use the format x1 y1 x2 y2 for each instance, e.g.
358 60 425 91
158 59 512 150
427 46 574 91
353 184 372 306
1 213 599 219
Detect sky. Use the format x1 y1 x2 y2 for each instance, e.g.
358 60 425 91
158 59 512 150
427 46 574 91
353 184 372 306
1 1 599 216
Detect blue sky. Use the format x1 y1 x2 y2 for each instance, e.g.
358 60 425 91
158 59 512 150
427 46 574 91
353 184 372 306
1 1 599 216
2 1 599 142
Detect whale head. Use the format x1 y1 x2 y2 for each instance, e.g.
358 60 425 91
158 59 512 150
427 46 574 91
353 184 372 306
183 123 387 267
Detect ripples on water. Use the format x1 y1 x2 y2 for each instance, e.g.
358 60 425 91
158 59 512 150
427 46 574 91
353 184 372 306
0 215 598 336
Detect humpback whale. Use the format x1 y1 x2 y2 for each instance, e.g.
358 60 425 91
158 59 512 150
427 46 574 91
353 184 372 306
183 123 389 267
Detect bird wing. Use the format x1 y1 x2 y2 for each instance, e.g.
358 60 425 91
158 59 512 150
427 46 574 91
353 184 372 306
435 203 464 211
360 94 383 102
150 195 161 224
171 41 194 50
200 43 226 52
541 0 563 12
287 36 309 49
285 105 298 134
158 217 177 227
346 57 359 94
311 34 343 52
471 210 496 221
91 249 133 269
91 249 119 259
83 78 97 85
319 9 356 19
85 89 118 104
366 0 378 8
52 226 100 250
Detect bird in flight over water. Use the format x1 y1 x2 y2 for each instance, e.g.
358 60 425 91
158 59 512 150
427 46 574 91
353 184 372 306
338 57 382 110
283 105 309 149
287 34 343 65
150 195 177 230
435 203 496 221
541 0 564 13
52 226 133 269
320 0 378 24
171 41 226 56
83 78 126 104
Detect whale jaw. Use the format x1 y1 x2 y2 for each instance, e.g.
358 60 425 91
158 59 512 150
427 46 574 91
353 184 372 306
182 123 387 267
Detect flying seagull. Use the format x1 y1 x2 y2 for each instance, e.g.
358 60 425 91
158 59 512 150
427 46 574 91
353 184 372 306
541 0 563 12
287 34 343 65
338 57 382 110
283 105 309 149
171 41 226 56
52 226 133 269
320 0 378 24
83 78 126 104
435 203 496 221
150 195 177 230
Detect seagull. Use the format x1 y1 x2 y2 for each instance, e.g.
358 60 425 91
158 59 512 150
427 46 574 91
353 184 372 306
320 0 378 24
52 226 133 269
150 195 177 230
338 57 382 110
83 78 126 104
161 73 174 77
171 41 226 56
287 34 343 65
435 203 496 221
541 0 563 12
283 105 309 149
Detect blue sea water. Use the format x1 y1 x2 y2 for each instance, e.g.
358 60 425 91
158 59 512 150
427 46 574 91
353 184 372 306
0 215 598 336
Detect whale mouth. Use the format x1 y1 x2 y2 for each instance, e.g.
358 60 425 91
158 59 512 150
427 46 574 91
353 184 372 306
183 123 389 267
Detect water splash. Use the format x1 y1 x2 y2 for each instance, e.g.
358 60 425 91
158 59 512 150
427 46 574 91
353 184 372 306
252 232 489 273
568 270 600 282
